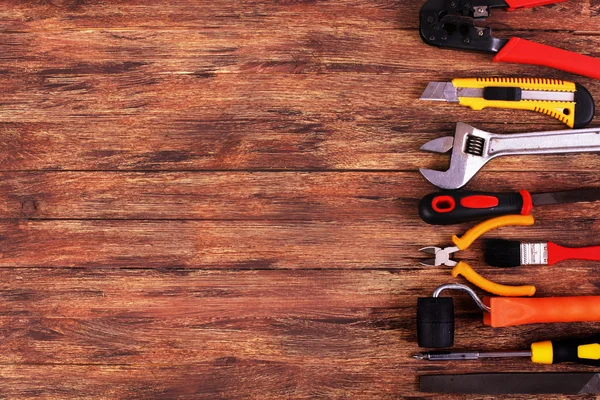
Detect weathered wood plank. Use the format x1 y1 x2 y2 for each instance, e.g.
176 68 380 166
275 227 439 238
0 0 595 32
1 72 599 171
0 268 597 399
0 171 599 220
0 212 599 268
1 0 599 398
0 363 597 400
1 28 599 75
2 2 599 173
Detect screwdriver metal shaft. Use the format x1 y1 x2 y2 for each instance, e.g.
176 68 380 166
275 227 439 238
414 351 532 361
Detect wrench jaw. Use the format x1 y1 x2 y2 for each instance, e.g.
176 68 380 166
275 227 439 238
419 167 471 190
419 123 493 190
420 136 454 154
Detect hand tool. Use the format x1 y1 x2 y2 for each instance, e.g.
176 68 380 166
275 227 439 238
420 373 600 394
417 283 600 348
420 78 595 128
419 188 600 225
420 122 600 190
484 239 600 267
415 336 600 366
420 0 600 79
420 214 536 297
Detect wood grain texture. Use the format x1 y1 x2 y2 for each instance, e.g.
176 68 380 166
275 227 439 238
1 0 600 398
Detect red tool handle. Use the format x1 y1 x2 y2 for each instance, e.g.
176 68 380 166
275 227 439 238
418 190 532 225
548 242 600 265
484 296 600 327
505 0 565 10
494 38 600 80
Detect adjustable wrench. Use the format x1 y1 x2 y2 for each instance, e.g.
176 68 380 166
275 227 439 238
420 122 600 189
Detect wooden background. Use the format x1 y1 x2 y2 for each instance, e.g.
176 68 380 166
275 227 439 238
1 0 600 398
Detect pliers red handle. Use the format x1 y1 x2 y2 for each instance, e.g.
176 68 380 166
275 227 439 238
420 0 600 80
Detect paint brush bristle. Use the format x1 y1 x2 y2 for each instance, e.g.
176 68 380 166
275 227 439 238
483 239 522 268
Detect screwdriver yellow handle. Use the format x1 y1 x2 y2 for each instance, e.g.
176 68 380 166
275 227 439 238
451 261 536 297
452 78 578 128
531 338 600 366
451 214 535 251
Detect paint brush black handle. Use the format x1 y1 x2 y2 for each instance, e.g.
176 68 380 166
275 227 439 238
419 190 531 225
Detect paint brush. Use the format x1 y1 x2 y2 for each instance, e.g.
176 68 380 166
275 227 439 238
484 239 600 268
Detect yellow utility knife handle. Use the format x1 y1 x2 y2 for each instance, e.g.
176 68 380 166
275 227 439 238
451 214 535 251
452 261 536 297
453 78 577 128
458 98 575 128
452 77 576 91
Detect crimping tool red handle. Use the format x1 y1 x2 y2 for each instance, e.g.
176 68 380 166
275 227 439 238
495 38 600 80
505 0 565 10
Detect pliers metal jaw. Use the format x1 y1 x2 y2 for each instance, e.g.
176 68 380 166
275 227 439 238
419 0 600 79
419 246 460 267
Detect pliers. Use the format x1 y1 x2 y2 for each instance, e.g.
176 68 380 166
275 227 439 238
419 214 537 296
420 0 600 79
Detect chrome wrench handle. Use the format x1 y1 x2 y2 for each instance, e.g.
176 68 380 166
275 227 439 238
488 128 600 158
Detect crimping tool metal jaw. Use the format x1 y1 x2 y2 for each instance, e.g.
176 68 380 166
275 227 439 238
420 0 509 53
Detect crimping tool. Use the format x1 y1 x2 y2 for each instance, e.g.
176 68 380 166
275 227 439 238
420 0 600 79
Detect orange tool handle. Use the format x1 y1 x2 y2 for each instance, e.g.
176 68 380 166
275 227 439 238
483 296 600 327
505 0 565 10
494 38 600 80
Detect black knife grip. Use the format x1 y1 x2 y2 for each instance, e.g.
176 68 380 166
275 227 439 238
574 83 595 129
418 190 528 225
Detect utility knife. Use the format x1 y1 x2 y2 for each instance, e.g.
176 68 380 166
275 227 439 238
420 78 595 128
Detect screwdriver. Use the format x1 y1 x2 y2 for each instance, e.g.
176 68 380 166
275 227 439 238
414 338 600 366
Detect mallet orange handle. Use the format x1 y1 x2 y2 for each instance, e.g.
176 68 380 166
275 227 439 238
483 296 600 328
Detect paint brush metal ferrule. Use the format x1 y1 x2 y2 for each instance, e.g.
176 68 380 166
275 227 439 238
520 242 548 266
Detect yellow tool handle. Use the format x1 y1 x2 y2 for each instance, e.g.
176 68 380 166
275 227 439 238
451 261 536 297
458 98 575 128
451 215 535 251
452 78 576 91
452 78 577 128
531 338 600 366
